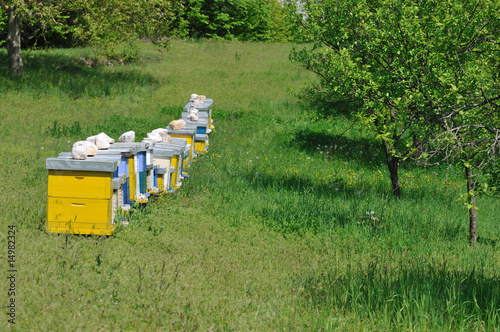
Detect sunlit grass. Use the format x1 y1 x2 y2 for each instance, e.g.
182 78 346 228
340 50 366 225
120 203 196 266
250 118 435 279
0 40 499 331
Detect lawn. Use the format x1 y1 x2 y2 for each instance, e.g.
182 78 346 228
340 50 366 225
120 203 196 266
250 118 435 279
1 40 499 331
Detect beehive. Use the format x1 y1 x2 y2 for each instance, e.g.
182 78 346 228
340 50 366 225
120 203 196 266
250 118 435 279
153 143 184 190
46 157 119 235
108 143 149 203
112 174 126 223
181 113 210 135
143 141 158 195
162 137 189 175
194 134 208 153
95 146 138 205
167 126 196 166
183 98 214 129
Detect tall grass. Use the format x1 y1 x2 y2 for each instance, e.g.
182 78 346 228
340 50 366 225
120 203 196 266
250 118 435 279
1 40 499 331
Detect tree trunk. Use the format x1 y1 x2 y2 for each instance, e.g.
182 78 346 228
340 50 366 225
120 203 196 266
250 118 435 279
383 141 401 198
6 9 23 77
465 166 477 247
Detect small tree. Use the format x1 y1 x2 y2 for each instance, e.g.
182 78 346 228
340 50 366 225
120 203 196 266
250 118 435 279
421 104 500 247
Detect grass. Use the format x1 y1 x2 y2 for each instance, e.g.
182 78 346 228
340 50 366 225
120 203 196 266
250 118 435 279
1 39 500 331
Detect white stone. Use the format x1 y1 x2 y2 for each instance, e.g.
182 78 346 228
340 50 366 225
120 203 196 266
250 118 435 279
169 120 186 130
71 144 87 160
147 132 163 143
72 141 98 158
86 134 110 150
152 128 172 143
118 131 135 142
97 132 114 144
188 114 199 121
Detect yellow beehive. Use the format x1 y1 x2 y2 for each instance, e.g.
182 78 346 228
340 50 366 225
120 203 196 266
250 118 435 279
153 143 184 191
194 134 208 153
46 158 118 235
167 127 196 164
112 175 126 223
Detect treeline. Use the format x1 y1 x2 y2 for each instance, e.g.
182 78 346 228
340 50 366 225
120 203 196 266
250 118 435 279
0 0 301 50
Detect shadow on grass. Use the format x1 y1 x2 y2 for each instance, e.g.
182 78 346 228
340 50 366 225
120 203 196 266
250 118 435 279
301 260 500 327
289 128 384 168
233 158 461 237
236 169 391 234
0 51 159 98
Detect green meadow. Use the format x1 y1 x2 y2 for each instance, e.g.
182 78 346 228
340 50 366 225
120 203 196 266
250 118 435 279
1 40 500 331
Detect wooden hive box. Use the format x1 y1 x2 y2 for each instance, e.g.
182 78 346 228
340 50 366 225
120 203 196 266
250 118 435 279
183 98 214 129
46 157 119 235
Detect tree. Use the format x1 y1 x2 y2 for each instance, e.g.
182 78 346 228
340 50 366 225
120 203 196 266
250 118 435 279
289 0 500 199
421 97 500 247
289 0 500 244
1 1 23 77
170 0 298 42
0 0 176 77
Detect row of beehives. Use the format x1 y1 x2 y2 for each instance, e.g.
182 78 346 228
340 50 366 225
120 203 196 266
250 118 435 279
45 95 214 236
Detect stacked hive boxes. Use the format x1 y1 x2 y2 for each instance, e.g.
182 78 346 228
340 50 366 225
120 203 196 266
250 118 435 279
182 98 214 153
46 157 119 236
45 95 214 235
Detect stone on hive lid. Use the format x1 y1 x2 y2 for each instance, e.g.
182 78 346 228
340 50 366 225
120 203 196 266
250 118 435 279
118 131 135 142
169 120 186 130
152 128 172 143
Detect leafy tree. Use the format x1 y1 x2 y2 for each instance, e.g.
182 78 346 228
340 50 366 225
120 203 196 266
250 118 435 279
171 0 297 42
291 0 498 196
290 0 500 206
0 0 175 77
421 94 500 247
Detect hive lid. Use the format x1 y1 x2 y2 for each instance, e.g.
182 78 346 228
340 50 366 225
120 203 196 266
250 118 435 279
46 157 118 172
169 137 188 145
181 112 209 120
183 98 213 112
153 148 176 157
195 134 208 140
181 117 209 127
95 147 134 156
167 127 196 135
57 152 123 166
109 142 147 153
156 167 166 175
155 143 184 154
159 143 187 152
113 174 127 189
